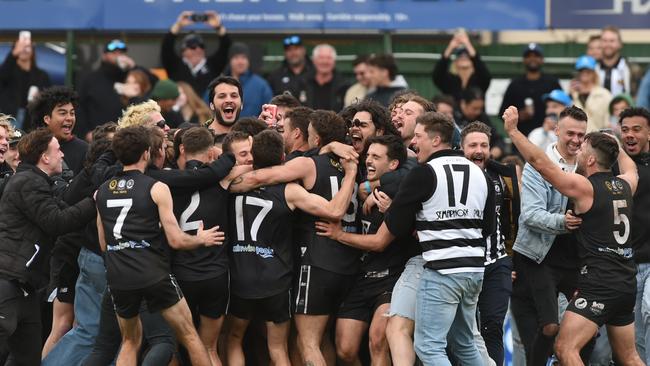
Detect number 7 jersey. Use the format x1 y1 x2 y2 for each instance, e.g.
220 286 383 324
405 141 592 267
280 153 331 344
575 172 636 294
96 170 169 291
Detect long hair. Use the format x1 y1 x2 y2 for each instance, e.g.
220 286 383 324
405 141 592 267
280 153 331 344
178 81 212 123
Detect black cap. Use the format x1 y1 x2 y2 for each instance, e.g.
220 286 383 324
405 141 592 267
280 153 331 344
523 42 543 57
182 33 205 49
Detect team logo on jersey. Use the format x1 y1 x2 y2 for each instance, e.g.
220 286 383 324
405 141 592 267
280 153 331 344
590 301 605 315
494 183 501 193
330 158 343 172
108 180 117 190
126 179 134 189
574 298 587 309
118 180 126 189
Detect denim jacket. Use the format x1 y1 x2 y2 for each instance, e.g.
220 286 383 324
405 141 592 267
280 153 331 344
513 143 575 263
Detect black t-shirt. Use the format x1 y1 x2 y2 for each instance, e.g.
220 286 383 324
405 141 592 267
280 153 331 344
60 136 88 176
498 73 562 136
297 154 361 275
171 160 229 281
576 172 636 294
229 184 294 299
359 196 409 273
97 170 169 290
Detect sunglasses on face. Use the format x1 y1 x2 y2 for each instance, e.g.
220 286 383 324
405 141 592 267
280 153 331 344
106 40 127 52
346 118 371 129
283 35 301 47
155 120 167 129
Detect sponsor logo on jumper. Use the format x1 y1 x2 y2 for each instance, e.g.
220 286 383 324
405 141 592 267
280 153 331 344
598 246 633 259
109 180 117 190
590 301 605 315
575 297 588 309
107 240 151 251
118 180 126 189
435 209 483 220
232 244 275 258
126 179 134 189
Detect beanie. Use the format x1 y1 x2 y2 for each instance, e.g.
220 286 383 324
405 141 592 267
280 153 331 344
151 79 180 101
228 42 250 60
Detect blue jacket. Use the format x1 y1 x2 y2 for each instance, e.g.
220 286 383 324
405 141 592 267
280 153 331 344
513 144 572 263
235 69 273 118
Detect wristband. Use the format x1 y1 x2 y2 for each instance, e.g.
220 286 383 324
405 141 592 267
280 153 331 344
364 181 371 194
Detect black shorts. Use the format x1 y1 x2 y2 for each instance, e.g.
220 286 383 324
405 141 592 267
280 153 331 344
178 272 229 319
512 253 578 326
337 270 399 323
228 290 292 324
566 288 636 327
109 274 184 319
294 265 355 316
48 254 79 304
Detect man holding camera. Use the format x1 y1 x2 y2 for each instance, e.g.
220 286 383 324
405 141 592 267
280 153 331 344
162 10 232 97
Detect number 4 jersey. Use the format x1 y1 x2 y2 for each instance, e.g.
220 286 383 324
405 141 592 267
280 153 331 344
97 170 169 290
229 184 294 299
576 172 636 294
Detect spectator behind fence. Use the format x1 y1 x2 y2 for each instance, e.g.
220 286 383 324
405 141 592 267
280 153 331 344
0 32 51 129
365 54 408 108
499 43 561 137
304 44 349 112
226 42 272 118
76 39 136 141
570 55 613 132
455 88 504 159
175 81 212 125
586 34 602 62
162 10 231 97
151 79 185 129
344 54 371 107
595 26 630 96
432 29 491 104
119 69 153 107
267 35 313 103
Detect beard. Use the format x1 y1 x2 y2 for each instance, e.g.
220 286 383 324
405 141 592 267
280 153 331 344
525 63 541 72
213 108 241 127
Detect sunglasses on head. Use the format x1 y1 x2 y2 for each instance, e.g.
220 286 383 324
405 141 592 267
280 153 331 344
283 35 301 47
106 40 127 52
155 120 167 129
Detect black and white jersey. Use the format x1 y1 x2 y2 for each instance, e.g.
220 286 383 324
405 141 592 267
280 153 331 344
485 169 507 264
171 160 229 282
296 154 360 275
229 184 294 299
416 152 492 273
576 172 636 293
96 170 169 290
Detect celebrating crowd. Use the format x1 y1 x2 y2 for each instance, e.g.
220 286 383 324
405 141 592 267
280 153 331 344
0 11 649 366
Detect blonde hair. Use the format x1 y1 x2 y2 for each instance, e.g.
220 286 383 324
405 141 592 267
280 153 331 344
118 100 160 128
177 81 212 124
0 114 15 134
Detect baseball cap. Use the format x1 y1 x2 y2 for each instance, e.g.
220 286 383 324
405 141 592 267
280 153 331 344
575 55 597 71
105 39 127 53
542 89 573 107
8 129 24 147
182 33 205 49
523 43 543 57
151 79 180 101
283 35 302 48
